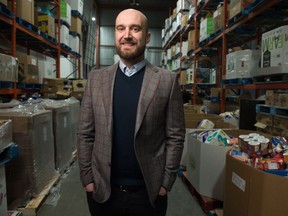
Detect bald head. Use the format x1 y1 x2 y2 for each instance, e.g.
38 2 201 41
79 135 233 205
116 9 149 33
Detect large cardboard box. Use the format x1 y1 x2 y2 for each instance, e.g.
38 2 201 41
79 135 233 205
37 14 55 38
186 131 231 201
226 49 260 79
60 1 71 26
71 16 82 36
224 153 288 216
17 54 39 84
0 110 58 205
261 25 288 74
186 129 258 201
0 53 18 82
199 17 214 42
15 0 34 24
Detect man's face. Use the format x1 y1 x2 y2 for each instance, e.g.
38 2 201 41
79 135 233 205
115 10 150 62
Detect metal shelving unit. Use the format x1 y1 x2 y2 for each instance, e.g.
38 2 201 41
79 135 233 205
0 0 81 98
163 0 288 112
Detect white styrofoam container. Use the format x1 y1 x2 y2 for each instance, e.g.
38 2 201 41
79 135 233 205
38 59 56 83
177 0 190 13
261 25 288 74
56 24 70 47
226 49 260 79
69 34 80 52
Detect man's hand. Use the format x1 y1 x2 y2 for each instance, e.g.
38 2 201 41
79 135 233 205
158 186 168 196
85 183 95 192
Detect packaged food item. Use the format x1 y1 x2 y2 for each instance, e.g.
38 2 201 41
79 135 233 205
256 157 285 170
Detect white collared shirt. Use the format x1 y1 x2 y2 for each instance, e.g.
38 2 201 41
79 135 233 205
119 60 146 77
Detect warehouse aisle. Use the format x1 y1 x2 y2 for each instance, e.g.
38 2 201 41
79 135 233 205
37 161 206 216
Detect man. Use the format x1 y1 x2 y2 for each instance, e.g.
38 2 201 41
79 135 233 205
77 8 185 216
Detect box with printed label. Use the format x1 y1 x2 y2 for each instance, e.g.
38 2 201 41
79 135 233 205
17 54 39 84
37 14 55 38
226 49 260 79
224 153 288 216
261 25 288 74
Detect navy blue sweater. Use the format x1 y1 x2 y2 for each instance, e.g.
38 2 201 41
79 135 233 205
111 66 146 186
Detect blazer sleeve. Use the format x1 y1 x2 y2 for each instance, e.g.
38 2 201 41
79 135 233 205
162 72 186 191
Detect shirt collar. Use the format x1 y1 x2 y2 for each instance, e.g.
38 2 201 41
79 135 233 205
119 59 146 75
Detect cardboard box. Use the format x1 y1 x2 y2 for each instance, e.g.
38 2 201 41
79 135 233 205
71 16 82 36
43 78 67 93
226 49 260 79
37 14 55 38
213 4 224 31
17 54 39 84
0 110 58 205
199 17 214 42
15 0 34 24
186 130 232 201
72 79 87 92
261 25 288 74
60 1 71 26
187 129 260 201
0 53 18 82
0 166 7 216
224 153 288 216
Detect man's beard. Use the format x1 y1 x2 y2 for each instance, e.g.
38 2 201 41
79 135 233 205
115 43 146 60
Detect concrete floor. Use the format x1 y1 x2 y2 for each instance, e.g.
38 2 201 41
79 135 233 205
37 161 207 216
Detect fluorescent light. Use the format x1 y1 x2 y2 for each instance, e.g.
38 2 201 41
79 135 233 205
92 17 96 21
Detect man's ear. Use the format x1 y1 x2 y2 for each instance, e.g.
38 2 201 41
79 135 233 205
146 32 151 44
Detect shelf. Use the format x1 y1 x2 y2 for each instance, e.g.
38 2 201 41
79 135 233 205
224 82 288 90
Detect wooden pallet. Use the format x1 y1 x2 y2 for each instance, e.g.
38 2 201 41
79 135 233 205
181 172 223 213
18 174 60 216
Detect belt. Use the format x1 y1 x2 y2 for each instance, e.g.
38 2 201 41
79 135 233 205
113 185 145 193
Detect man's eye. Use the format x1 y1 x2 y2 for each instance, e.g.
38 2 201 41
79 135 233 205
117 27 125 32
132 27 140 32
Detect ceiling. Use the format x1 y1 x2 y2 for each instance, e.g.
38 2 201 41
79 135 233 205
94 0 178 28
94 0 177 12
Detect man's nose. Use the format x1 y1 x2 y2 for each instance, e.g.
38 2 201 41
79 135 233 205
124 29 132 38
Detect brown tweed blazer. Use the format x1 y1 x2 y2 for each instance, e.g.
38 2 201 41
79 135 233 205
77 61 185 206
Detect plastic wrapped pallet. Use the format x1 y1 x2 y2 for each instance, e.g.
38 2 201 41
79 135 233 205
0 119 12 153
40 99 73 172
0 107 58 206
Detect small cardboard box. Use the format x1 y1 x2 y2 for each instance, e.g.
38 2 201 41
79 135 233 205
71 16 82 36
72 79 87 92
38 14 55 38
15 0 34 24
224 153 288 216
17 54 39 84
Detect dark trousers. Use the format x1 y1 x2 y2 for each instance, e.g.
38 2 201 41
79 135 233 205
86 186 167 216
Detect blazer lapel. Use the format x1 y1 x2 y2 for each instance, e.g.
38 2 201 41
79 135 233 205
135 62 160 134
102 64 118 137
